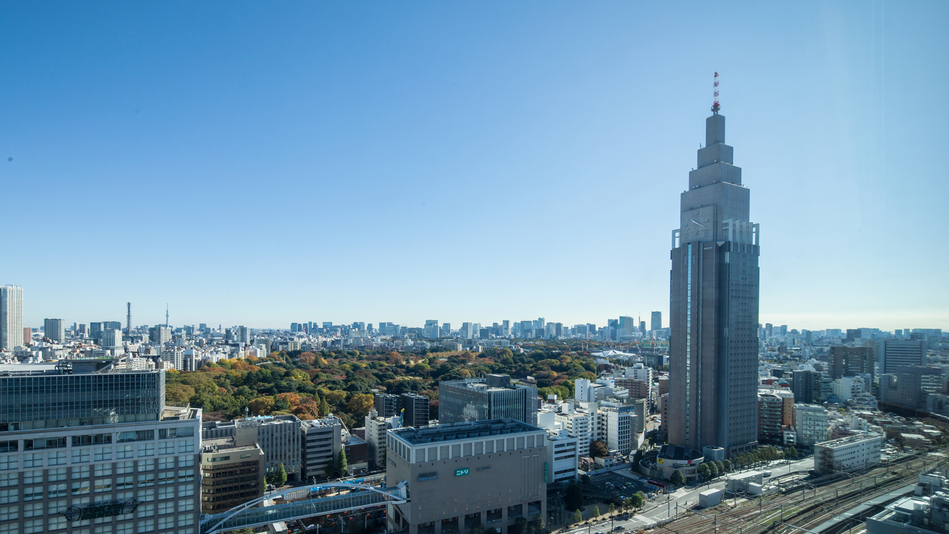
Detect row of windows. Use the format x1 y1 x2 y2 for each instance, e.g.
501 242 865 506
0 441 194 471
0 482 195 506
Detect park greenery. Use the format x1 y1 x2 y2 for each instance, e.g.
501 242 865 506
165 344 602 429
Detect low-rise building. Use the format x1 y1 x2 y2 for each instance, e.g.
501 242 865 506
301 416 343 481
867 492 949 534
655 444 703 481
365 410 402 470
813 433 883 474
758 392 784 444
726 471 764 493
386 419 547 534
546 430 579 483
203 415 303 482
200 437 265 513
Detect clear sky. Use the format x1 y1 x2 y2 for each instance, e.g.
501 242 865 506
2 1 947 332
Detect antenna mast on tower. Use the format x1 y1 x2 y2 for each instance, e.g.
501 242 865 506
712 72 720 114
165 305 169 328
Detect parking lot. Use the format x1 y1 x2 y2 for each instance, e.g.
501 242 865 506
588 471 664 502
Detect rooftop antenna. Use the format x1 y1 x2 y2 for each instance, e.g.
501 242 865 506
165 304 169 328
712 72 720 114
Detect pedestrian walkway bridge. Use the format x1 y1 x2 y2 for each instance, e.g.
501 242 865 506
200 481 409 534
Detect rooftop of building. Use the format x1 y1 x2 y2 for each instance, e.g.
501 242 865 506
236 414 301 427
657 444 703 461
440 374 536 392
815 433 882 449
390 418 543 445
201 436 262 454
162 405 201 421
301 416 343 429
0 359 162 376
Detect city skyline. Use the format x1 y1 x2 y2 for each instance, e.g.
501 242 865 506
1 2 947 331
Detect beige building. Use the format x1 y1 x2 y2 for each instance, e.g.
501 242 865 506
386 419 547 534
200 437 265 514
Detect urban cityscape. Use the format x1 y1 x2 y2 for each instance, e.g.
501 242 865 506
3 107 948 534
2 3 948 534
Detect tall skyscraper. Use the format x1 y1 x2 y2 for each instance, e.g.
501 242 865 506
0 285 23 351
651 311 662 332
668 105 760 458
44 317 65 343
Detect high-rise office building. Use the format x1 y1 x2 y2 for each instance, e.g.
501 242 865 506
618 316 635 336
102 328 124 355
830 346 875 380
0 360 202 534
439 374 538 426
0 285 23 351
877 339 927 375
651 311 662 332
149 325 172 345
44 317 65 343
237 325 250 344
792 369 821 404
400 393 430 428
668 107 760 458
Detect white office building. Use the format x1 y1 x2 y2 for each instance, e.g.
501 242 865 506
365 410 401 470
546 430 579 483
0 286 23 351
555 409 593 457
794 404 830 447
814 433 883 474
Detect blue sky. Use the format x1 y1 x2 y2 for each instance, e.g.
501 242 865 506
2 1 947 331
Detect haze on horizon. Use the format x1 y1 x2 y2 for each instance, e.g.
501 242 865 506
1 2 946 333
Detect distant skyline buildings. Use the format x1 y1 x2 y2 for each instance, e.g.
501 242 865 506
1 285 943 345
0 285 23 351
6 284 944 334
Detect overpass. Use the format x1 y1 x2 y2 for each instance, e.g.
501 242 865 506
200 481 409 534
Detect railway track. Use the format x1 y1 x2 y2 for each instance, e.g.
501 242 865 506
644 452 946 534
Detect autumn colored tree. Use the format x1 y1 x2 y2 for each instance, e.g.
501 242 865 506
346 394 375 421
165 384 195 405
248 396 275 416
590 440 609 458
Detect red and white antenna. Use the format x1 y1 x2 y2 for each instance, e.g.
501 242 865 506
712 72 720 114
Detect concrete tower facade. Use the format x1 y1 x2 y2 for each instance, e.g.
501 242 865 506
667 110 760 458
0 285 24 351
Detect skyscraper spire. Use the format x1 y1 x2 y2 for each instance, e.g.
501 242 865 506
712 72 720 114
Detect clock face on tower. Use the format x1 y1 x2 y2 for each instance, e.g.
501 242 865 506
682 207 715 238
